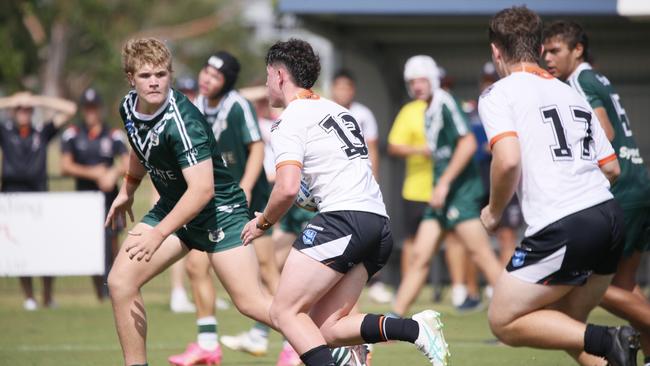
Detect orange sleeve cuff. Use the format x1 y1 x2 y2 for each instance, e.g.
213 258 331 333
598 153 617 167
489 131 518 150
276 160 303 170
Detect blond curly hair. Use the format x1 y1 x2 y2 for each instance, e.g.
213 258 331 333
122 37 173 75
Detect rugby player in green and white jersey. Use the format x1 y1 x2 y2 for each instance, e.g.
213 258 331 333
167 51 278 364
390 55 502 318
544 20 650 365
105 38 273 366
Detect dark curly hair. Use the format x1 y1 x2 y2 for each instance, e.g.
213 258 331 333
489 6 543 64
265 38 320 89
543 20 593 63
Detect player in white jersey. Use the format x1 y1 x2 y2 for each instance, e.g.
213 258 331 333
240 39 450 366
331 69 380 180
478 7 639 366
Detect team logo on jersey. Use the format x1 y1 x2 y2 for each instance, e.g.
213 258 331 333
271 119 282 132
100 137 113 156
150 131 160 146
208 228 225 243
302 229 318 246
512 249 527 268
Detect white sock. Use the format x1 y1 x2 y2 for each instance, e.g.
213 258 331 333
451 284 468 307
197 316 218 351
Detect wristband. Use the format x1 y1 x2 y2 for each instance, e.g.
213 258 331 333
125 173 142 185
256 213 274 231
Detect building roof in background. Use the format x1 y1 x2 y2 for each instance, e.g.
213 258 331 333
279 0 649 16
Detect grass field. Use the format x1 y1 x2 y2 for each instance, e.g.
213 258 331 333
0 272 639 366
0 148 644 365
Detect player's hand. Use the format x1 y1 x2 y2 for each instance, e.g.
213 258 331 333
240 212 264 246
105 191 134 230
480 205 501 233
430 182 449 209
124 226 165 262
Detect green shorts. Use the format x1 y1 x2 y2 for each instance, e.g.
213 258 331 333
422 177 483 230
142 200 249 253
279 205 317 235
622 206 650 257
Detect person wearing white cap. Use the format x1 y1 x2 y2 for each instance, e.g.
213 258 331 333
389 55 502 318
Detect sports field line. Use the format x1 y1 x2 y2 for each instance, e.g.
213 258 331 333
0 340 499 352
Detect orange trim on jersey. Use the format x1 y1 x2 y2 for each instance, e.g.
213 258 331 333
378 315 386 341
511 64 554 79
489 131 518 150
275 160 303 170
292 89 320 102
598 153 617 167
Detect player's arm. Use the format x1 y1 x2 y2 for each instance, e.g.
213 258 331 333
61 152 106 181
599 158 620 185
30 95 78 128
387 143 429 158
438 134 476 187
367 138 380 180
487 136 521 217
263 163 301 224
387 105 429 158
240 140 265 200
593 107 615 141
105 151 146 229
156 159 214 238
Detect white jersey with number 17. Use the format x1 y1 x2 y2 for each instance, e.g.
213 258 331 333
271 96 387 216
478 67 615 236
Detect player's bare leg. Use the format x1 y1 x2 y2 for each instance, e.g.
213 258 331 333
489 271 622 366
273 228 296 271
254 235 280 292
392 219 444 316
454 219 502 286
208 244 274 326
601 251 650 356
186 249 215 320
400 236 415 278
108 223 188 365
444 233 470 306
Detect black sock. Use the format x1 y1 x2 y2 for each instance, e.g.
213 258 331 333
584 324 613 357
300 345 335 366
130 364 148 366
360 313 420 344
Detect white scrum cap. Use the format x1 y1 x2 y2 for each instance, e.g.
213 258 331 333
403 55 441 94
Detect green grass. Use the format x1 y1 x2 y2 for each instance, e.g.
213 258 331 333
0 146 642 365
0 271 636 366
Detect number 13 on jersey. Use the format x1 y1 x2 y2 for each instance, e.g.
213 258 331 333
319 113 368 159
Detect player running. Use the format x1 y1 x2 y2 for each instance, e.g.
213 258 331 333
479 7 639 366
241 38 450 366
105 37 273 366
543 20 650 366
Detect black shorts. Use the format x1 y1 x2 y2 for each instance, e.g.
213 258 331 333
506 199 625 286
402 199 428 237
293 210 393 278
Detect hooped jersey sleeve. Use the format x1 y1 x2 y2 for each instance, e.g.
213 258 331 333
168 115 213 169
271 107 307 169
478 84 517 149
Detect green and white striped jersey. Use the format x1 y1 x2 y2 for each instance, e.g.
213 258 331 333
119 88 248 224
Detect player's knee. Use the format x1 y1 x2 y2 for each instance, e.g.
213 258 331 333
107 268 136 299
487 306 519 346
269 301 291 330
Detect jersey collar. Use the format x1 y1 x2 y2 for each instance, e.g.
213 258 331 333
132 89 171 123
567 62 592 83
511 63 554 79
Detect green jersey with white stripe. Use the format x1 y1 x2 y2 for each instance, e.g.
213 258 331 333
196 90 270 211
568 62 650 209
119 88 247 224
425 88 482 185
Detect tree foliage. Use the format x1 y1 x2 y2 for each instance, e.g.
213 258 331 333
0 0 269 126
